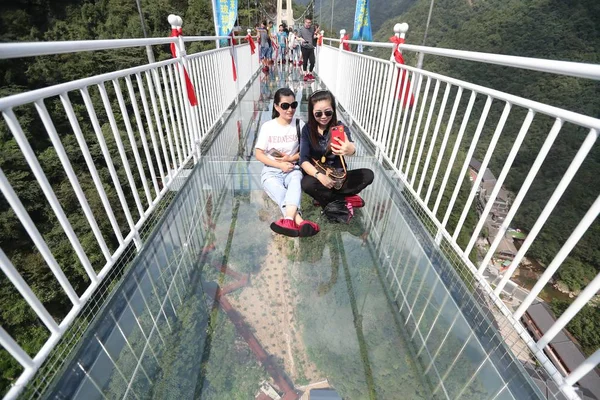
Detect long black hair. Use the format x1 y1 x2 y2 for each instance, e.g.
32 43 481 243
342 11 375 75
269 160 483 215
307 89 338 149
272 87 296 119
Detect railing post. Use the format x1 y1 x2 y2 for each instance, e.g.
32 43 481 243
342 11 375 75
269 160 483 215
377 23 409 163
231 36 240 103
169 14 201 163
334 29 346 104
247 29 254 80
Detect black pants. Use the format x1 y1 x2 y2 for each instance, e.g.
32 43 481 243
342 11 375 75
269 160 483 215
301 47 315 72
301 168 374 206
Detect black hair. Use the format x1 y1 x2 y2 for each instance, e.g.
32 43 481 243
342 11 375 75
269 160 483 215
272 87 296 119
262 20 267 26
307 90 338 150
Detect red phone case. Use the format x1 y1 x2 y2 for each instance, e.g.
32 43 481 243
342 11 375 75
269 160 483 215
331 125 346 143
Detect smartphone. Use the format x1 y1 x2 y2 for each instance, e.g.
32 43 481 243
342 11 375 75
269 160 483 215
331 125 346 144
267 148 284 158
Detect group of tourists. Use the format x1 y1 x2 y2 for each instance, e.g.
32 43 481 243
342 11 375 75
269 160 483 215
255 88 374 238
256 18 320 82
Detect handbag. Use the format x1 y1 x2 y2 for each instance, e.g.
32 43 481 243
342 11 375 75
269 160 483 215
312 155 347 190
322 200 353 224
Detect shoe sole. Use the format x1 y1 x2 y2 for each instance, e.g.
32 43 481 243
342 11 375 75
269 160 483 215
299 224 319 237
270 222 299 237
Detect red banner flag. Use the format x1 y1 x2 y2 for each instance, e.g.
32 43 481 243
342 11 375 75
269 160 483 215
342 34 351 52
230 32 238 81
246 34 256 55
390 36 414 108
170 28 198 106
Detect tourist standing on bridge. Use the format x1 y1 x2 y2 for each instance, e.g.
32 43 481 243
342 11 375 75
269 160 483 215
298 18 316 81
276 24 288 65
288 28 300 66
255 88 320 238
257 21 272 71
300 90 374 211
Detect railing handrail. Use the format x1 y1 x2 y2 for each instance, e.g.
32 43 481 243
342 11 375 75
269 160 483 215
0 36 232 60
0 58 177 110
0 14 260 399
323 37 600 80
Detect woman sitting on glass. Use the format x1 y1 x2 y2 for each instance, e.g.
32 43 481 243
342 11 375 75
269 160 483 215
255 87 320 237
300 90 374 209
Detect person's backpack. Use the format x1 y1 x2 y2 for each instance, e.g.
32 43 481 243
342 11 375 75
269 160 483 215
322 200 353 224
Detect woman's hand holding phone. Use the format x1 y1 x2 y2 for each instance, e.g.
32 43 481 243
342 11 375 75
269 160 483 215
331 125 354 155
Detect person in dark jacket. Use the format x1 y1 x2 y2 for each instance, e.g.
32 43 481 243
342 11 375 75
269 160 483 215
299 90 374 208
297 17 316 81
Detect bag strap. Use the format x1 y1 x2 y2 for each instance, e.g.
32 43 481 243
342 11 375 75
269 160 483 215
339 154 347 175
296 119 301 143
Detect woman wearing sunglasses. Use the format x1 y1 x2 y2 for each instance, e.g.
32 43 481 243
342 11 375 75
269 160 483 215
300 90 374 210
255 87 320 237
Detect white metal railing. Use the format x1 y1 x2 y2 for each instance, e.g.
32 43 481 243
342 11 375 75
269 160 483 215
0 15 259 399
318 24 599 400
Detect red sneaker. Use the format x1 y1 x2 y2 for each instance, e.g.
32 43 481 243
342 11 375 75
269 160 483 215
345 195 365 208
308 73 315 80
303 75 309 81
270 218 299 237
299 220 320 237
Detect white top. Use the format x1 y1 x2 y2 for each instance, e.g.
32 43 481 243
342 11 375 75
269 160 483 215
288 32 297 48
255 117 304 160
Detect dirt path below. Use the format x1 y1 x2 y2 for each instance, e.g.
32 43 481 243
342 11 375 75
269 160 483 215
229 234 323 385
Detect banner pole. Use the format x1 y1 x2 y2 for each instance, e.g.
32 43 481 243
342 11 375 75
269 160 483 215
211 0 221 48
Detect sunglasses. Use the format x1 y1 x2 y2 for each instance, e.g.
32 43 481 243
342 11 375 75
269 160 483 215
279 101 298 110
314 110 333 118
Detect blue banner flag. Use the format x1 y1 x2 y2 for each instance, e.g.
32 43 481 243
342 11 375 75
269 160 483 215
215 0 238 45
352 0 372 41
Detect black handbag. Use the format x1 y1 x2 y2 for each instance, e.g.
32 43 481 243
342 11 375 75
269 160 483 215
322 200 353 224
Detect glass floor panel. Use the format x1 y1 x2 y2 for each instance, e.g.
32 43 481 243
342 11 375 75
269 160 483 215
43 65 542 400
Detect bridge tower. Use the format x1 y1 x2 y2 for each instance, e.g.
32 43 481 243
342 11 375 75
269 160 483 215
276 0 294 28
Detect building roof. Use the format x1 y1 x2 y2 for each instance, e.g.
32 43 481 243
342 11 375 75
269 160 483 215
497 188 510 202
495 238 517 255
469 158 482 172
482 168 496 182
526 301 600 399
527 301 570 344
310 389 343 400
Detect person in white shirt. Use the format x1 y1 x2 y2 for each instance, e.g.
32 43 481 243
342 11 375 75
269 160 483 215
255 87 320 237
288 28 299 65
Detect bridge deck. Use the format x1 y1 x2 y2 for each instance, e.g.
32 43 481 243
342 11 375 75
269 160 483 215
43 65 540 400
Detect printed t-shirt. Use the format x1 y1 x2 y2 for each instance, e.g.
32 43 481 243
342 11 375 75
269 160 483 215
277 31 288 47
256 117 305 160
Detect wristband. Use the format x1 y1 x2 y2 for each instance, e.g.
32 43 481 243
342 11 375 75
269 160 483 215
314 171 320 178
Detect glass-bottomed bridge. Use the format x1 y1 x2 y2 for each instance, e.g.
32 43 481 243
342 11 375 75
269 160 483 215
0 17 599 400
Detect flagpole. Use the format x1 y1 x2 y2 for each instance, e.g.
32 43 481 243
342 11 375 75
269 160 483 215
417 0 435 69
330 0 334 32
211 0 221 48
135 0 155 63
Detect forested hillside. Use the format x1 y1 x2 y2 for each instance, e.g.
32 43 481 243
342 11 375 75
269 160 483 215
371 0 600 355
371 0 600 288
298 0 417 35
